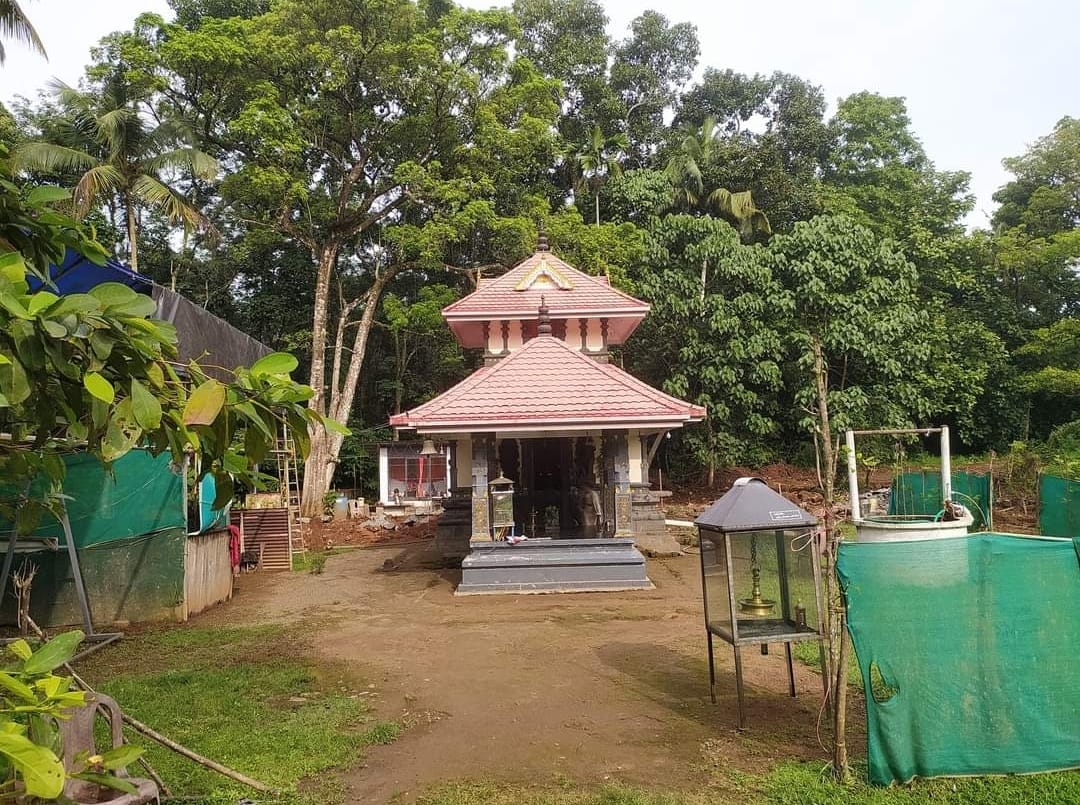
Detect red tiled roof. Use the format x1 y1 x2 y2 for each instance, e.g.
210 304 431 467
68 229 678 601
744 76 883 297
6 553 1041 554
442 251 649 319
390 335 706 432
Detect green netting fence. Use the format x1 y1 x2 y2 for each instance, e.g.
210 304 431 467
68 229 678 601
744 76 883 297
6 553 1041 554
2 449 184 547
1038 474 1080 538
888 470 992 529
837 534 1080 785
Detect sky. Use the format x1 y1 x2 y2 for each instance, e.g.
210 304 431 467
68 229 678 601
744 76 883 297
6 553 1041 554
3 0 1078 228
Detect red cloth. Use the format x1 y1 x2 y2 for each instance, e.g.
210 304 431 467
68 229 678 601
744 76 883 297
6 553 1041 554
228 524 241 569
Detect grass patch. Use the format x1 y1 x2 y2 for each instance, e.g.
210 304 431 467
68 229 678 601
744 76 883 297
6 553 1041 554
78 624 394 805
792 641 862 688
761 761 1080 804
416 783 692 805
292 546 356 572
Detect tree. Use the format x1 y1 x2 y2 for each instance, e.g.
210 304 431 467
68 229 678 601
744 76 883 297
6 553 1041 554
12 76 217 272
633 214 786 485
569 125 628 226
768 215 933 780
675 69 830 232
0 0 45 64
138 0 560 515
381 284 462 416
609 11 699 165
664 115 771 239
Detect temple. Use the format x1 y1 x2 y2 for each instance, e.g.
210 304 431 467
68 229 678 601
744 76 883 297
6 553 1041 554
390 237 705 593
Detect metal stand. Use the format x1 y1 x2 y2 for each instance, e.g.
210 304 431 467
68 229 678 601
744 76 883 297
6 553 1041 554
0 504 122 643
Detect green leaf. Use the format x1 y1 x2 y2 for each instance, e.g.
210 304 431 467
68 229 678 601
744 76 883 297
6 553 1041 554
26 292 59 316
7 639 31 661
83 372 115 404
0 292 32 320
250 352 299 377
0 732 65 799
0 672 36 703
42 320 67 338
97 743 144 771
88 282 138 308
0 252 26 284
211 470 235 511
130 379 162 430
23 630 85 674
26 186 71 205
321 416 351 436
183 379 226 426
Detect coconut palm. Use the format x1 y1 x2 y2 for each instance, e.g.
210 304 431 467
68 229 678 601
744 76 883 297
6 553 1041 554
570 125 629 226
0 0 45 64
665 115 771 240
12 80 217 271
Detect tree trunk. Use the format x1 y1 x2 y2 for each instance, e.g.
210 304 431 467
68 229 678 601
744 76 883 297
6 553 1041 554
125 197 139 273
300 242 341 517
595 192 600 227
301 265 398 517
812 334 851 782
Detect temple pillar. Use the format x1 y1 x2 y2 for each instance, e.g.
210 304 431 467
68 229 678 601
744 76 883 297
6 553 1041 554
602 430 633 537
471 433 494 540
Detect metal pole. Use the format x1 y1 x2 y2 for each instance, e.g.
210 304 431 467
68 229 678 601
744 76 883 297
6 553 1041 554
58 507 94 636
785 642 796 698
941 426 952 506
845 430 861 523
707 630 716 705
733 645 746 730
0 525 20 609
847 427 943 437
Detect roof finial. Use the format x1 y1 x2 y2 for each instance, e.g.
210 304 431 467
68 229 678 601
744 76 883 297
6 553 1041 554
536 230 550 252
537 294 552 336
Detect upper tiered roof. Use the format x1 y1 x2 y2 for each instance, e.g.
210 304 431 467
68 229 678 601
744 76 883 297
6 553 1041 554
442 243 650 348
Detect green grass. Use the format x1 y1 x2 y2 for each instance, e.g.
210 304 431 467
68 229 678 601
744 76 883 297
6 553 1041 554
761 762 1080 804
291 545 356 572
412 763 1080 805
78 624 397 805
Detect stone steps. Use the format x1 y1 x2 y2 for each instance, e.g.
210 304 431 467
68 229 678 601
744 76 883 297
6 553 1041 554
456 537 653 595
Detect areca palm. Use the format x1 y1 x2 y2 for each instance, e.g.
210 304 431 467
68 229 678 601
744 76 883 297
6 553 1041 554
570 125 629 226
12 80 217 272
665 115 771 240
0 0 45 64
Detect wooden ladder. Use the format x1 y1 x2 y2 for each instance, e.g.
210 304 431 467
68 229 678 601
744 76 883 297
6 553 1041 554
273 426 306 563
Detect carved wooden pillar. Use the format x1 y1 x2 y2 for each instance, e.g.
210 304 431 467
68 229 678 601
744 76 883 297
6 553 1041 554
470 432 495 540
579 318 589 351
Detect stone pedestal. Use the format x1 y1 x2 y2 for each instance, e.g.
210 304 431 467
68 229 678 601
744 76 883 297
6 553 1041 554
435 487 472 561
630 483 682 557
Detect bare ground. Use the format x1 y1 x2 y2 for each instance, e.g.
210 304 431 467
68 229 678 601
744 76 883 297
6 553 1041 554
197 539 858 803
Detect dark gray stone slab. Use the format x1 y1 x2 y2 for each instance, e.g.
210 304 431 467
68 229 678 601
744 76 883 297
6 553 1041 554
456 538 653 595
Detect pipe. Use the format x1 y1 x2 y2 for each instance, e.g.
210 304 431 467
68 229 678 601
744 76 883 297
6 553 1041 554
845 430 861 523
941 425 952 506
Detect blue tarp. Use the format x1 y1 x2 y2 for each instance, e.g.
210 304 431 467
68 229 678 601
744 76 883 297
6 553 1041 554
28 249 153 295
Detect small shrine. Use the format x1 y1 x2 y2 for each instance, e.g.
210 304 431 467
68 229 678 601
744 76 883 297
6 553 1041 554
390 236 705 593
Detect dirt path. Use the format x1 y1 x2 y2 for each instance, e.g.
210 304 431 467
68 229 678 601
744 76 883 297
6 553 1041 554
200 541 854 802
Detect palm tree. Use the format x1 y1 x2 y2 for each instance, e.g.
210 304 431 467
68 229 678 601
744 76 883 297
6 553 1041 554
12 80 217 272
570 125 629 226
665 115 771 240
0 0 46 64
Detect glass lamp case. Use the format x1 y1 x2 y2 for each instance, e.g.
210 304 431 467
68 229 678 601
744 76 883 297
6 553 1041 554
694 477 827 729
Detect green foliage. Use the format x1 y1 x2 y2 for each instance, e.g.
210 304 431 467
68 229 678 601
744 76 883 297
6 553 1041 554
0 153 338 531
0 630 144 801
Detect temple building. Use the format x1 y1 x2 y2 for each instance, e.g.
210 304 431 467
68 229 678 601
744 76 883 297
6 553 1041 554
390 237 705 593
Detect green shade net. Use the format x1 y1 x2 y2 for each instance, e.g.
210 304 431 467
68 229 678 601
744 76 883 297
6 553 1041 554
1038 474 1080 538
888 471 991 529
837 534 1080 785
2 449 184 547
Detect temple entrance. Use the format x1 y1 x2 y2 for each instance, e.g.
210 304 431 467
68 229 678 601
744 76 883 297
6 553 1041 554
496 436 602 538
